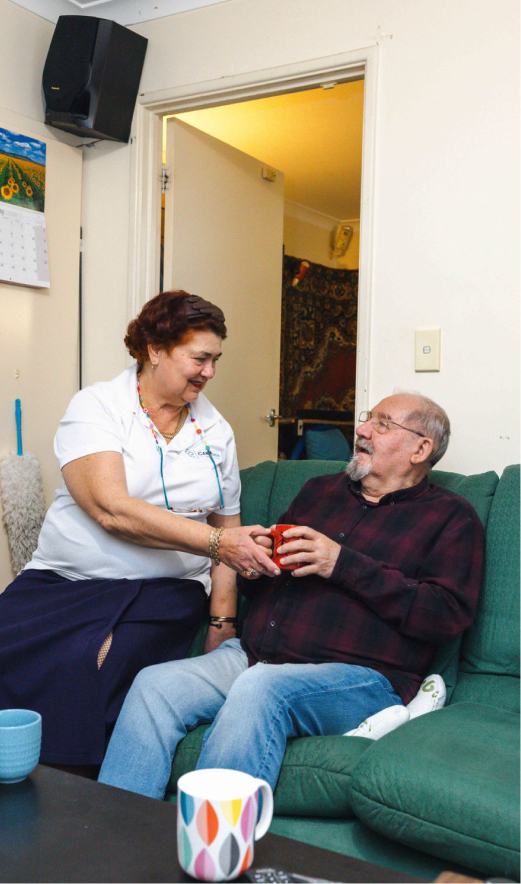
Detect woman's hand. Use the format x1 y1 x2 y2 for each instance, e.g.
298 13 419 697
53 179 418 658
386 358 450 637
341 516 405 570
219 525 280 578
253 534 273 552
270 525 342 579
204 621 236 654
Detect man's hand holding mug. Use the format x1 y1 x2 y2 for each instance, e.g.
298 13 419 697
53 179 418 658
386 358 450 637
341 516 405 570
269 525 342 579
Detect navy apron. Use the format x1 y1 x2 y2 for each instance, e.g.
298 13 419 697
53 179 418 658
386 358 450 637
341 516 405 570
0 569 207 764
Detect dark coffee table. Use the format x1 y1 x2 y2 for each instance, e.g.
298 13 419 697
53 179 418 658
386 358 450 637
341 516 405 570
0 765 426 883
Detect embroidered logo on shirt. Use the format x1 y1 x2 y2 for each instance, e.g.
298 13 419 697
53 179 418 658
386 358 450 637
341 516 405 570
185 448 222 461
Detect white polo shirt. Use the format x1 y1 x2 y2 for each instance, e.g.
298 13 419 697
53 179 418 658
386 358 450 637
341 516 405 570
27 365 241 594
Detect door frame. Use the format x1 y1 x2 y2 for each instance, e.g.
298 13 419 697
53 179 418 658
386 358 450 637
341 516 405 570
127 45 379 414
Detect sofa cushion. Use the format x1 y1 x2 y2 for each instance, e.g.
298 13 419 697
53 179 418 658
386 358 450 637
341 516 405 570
450 672 520 714
168 724 211 788
239 460 278 528
348 702 520 880
458 465 520 682
168 725 371 818
424 468 499 700
429 468 498 529
240 459 346 528
304 427 352 462
268 816 478 881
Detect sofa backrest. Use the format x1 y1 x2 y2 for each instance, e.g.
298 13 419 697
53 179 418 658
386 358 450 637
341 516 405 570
429 469 498 528
451 465 520 713
240 459 347 527
427 468 499 699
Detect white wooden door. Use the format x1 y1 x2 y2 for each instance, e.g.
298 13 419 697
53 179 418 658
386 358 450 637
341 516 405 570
164 118 284 469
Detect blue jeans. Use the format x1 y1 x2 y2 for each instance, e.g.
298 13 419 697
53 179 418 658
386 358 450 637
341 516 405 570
98 639 402 799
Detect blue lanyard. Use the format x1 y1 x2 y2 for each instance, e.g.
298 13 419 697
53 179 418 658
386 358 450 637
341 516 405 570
137 374 224 510
159 443 224 511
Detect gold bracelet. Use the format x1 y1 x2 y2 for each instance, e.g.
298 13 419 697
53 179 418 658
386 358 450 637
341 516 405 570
208 527 224 566
209 616 238 630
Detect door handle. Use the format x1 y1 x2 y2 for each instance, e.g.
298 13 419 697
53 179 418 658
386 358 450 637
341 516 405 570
264 408 281 427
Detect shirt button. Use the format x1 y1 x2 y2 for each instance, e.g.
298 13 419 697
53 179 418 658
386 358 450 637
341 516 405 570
390 501 395 505
270 620 275 627
362 504 368 509
339 532 345 538
285 579 291 586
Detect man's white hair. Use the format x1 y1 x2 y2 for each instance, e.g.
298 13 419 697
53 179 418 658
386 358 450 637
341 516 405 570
393 390 451 469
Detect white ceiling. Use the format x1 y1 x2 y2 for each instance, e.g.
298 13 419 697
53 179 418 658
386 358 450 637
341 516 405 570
172 80 365 221
8 0 229 26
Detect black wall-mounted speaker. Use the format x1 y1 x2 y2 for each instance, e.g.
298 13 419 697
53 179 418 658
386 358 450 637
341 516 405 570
42 16 148 143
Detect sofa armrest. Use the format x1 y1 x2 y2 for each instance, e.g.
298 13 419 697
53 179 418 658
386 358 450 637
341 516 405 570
347 703 520 880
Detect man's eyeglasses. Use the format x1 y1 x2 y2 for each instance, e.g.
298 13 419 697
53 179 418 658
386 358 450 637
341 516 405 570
358 411 426 437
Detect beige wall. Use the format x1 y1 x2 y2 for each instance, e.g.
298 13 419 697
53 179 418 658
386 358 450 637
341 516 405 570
81 142 132 384
0 1 83 587
1 0 53 123
80 0 519 478
283 206 360 269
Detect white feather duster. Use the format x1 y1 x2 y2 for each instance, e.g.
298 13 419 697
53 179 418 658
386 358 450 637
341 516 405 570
1 400 46 575
1 453 46 575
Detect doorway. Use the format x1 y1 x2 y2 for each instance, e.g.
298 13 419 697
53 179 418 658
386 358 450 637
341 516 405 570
127 48 378 468
161 80 364 465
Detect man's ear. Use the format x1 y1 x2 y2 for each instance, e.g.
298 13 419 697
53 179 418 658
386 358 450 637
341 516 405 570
411 436 434 465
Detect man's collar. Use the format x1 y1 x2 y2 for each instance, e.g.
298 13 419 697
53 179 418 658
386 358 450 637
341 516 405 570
347 475 430 505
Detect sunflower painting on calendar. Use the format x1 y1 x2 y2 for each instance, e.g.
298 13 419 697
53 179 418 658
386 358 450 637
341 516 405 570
0 127 46 212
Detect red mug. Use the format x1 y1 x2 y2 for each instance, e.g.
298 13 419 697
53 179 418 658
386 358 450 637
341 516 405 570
270 524 301 570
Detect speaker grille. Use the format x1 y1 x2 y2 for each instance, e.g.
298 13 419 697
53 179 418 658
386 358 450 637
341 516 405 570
43 15 148 142
42 16 99 114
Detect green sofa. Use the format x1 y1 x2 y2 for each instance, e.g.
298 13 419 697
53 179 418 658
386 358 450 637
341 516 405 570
167 461 520 882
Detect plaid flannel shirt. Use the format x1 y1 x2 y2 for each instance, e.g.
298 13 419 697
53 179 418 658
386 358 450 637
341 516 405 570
239 472 484 703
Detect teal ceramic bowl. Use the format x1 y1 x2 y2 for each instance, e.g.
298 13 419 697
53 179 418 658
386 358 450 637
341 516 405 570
0 709 42 784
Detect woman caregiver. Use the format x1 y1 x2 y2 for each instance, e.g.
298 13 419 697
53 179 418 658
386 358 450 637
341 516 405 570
0 291 277 771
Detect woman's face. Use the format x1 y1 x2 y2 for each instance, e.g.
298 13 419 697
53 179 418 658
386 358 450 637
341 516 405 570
152 329 223 405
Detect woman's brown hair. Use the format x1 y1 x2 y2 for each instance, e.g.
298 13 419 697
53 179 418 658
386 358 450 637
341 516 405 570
124 291 227 365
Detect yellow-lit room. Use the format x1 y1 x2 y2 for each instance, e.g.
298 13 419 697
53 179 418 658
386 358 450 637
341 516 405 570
0 1 519 882
164 82 363 460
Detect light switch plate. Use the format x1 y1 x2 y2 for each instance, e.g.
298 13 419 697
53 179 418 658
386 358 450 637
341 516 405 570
415 329 441 371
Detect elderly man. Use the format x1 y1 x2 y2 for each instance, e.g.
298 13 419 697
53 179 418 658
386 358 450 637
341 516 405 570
99 393 484 799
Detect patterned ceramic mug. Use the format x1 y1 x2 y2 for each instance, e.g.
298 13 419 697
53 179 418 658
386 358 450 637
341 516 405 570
177 768 273 882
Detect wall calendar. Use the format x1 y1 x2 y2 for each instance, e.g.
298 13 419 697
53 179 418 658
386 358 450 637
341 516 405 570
0 126 50 288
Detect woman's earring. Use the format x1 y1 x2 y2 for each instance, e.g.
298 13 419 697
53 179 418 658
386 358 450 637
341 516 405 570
152 362 158 369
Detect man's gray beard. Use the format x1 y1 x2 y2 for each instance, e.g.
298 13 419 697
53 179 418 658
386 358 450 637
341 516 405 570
345 455 372 482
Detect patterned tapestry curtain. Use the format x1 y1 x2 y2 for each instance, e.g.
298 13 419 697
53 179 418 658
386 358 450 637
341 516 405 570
279 254 358 419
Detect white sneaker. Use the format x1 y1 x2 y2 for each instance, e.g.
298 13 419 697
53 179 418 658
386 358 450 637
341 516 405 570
407 674 446 720
344 704 410 740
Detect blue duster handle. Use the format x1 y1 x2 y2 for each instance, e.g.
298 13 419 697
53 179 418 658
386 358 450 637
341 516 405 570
15 399 23 456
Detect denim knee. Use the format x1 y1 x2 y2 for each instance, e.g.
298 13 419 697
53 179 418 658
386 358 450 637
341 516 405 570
129 659 181 701
225 663 286 709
